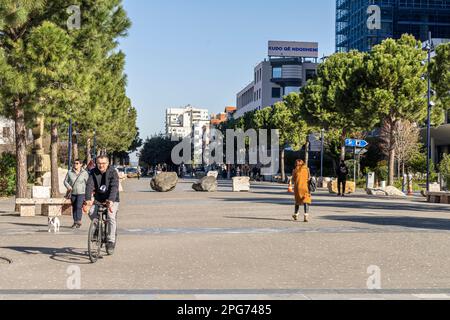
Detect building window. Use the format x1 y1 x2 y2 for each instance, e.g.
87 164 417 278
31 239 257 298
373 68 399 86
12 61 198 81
272 67 282 79
2 127 11 139
284 87 300 95
272 88 281 98
305 69 316 81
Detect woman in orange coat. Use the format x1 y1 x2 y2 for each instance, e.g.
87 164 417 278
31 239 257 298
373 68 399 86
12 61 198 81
292 159 312 222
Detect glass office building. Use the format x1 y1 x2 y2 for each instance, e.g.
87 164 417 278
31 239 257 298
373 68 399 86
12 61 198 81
336 0 450 52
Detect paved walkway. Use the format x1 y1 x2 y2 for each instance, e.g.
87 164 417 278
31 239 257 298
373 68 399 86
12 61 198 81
1 179 450 300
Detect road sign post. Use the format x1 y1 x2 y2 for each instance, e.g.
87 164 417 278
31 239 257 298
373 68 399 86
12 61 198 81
345 139 369 149
345 139 369 183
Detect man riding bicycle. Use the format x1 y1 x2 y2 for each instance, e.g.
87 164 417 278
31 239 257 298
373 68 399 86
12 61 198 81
84 155 120 255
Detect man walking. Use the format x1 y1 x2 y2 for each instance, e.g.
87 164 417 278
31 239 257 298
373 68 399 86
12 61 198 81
337 160 349 197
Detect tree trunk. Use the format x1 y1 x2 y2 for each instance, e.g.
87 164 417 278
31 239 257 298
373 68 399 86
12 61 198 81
388 147 396 187
402 161 405 178
340 129 347 162
50 122 60 198
388 120 396 186
304 140 310 167
14 103 28 201
86 138 91 164
280 149 286 182
72 132 79 161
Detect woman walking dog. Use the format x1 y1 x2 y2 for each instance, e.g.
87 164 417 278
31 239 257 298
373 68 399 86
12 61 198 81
292 159 312 222
64 159 90 229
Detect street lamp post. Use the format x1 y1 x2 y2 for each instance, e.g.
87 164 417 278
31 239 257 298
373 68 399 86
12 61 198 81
68 118 73 170
320 129 325 183
426 31 434 192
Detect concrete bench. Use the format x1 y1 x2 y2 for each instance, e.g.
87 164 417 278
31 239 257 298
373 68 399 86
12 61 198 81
16 198 72 217
426 192 450 204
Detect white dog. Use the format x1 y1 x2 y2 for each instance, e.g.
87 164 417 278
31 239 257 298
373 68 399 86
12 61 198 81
48 217 61 233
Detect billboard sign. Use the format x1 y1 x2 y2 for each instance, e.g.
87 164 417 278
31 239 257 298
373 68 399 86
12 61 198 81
268 41 319 58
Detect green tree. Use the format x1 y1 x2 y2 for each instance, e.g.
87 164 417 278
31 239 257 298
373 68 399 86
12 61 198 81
300 51 378 163
0 0 47 198
25 22 76 196
0 0 136 198
431 42 450 112
438 154 450 190
361 35 429 186
0 152 15 196
139 134 178 167
286 92 314 166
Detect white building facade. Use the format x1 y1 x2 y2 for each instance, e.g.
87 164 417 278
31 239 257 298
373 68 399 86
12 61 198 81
0 117 14 153
166 105 210 139
235 41 319 119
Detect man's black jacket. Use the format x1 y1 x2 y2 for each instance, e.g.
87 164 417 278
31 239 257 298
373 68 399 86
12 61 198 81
336 164 349 180
85 166 120 203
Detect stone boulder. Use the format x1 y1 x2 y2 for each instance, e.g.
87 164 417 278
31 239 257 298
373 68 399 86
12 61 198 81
385 186 407 197
192 176 217 192
367 188 388 196
328 180 356 194
150 172 178 192
367 186 407 197
233 177 251 192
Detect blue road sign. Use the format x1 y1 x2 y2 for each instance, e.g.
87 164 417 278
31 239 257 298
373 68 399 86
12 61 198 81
345 139 369 148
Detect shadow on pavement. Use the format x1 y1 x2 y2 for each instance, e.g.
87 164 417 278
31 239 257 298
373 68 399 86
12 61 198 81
1 246 92 264
214 197 450 213
321 215 450 231
9 222 49 228
224 216 293 223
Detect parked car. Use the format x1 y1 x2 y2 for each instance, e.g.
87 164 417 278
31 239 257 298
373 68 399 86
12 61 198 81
125 167 140 178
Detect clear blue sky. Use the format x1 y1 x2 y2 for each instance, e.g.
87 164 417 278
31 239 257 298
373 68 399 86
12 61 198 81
120 0 336 141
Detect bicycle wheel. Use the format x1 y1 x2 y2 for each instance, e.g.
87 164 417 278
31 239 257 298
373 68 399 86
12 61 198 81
88 219 101 263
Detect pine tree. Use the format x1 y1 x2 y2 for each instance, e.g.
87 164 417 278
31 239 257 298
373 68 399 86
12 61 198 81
361 35 428 186
0 0 47 199
431 42 450 113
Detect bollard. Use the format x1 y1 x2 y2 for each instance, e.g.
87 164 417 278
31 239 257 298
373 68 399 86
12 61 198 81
402 174 407 193
407 174 414 196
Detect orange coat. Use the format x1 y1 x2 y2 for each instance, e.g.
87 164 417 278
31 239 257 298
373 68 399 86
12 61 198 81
292 165 312 205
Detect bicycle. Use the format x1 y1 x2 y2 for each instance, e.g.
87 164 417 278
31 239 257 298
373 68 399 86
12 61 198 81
87 201 117 263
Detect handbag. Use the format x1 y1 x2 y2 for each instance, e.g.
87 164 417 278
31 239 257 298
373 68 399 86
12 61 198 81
308 178 317 193
64 189 72 200
307 169 316 193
